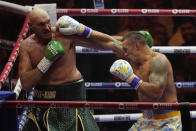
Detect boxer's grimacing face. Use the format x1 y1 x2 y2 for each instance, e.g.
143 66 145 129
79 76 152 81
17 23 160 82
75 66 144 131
29 8 52 40
122 39 138 62
32 15 52 39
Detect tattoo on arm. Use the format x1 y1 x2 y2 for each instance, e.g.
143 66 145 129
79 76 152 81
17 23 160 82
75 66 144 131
112 39 123 48
110 38 123 54
149 56 168 89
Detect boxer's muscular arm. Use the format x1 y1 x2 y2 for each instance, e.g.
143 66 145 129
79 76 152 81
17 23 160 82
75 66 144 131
19 41 43 91
62 30 124 56
19 40 65 91
138 55 169 101
88 30 123 55
111 35 123 41
55 15 124 55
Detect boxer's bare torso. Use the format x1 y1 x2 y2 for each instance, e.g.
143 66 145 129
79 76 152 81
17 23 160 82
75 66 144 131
132 52 177 103
19 28 82 86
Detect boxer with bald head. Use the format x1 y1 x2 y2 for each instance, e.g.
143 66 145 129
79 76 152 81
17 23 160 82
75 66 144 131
19 8 123 131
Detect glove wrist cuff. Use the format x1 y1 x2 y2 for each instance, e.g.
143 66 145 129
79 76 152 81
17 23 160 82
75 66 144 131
37 57 53 74
79 24 92 38
126 74 143 90
82 26 92 38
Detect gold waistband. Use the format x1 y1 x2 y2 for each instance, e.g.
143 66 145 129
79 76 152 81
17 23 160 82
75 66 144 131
34 89 56 99
34 78 85 100
143 111 181 119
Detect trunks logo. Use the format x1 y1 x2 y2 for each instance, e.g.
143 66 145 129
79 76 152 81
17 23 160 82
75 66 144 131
141 9 159 14
175 82 182 88
111 9 117 14
81 9 86 14
115 82 121 87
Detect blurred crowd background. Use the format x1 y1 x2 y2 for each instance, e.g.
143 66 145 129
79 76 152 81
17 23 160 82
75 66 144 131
0 0 196 130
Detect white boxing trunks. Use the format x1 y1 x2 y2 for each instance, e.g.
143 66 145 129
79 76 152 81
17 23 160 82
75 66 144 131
128 110 182 131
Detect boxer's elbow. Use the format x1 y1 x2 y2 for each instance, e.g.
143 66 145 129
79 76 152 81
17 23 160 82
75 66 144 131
20 76 33 92
151 86 165 100
138 84 164 101
21 82 32 92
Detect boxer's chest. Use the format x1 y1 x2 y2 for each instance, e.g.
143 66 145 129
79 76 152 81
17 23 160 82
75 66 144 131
133 63 151 82
28 43 47 68
29 35 73 68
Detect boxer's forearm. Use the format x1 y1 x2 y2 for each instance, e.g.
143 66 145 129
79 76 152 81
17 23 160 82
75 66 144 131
111 35 123 41
20 69 43 91
55 15 123 54
89 30 124 55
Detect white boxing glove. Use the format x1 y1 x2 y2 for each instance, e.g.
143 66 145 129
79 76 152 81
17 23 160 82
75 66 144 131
56 15 92 38
110 59 143 90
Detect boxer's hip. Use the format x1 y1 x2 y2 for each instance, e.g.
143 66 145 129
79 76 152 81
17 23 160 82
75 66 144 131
129 110 182 131
34 78 86 101
142 110 181 119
